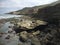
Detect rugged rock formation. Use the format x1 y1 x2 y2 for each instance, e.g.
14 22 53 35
7 1 60 45
13 21 60 45
37 2 60 20
8 1 60 16
12 16 47 33
0 19 8 28
11 14 60 45
8 3 49 15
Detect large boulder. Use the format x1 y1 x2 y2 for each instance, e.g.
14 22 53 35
16 16 47 29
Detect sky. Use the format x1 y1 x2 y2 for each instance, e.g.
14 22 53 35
0 0 58 14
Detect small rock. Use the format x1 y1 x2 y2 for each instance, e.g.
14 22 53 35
5 35 10 39
19 31 28 42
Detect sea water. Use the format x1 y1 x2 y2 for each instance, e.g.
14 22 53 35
0 14 22 19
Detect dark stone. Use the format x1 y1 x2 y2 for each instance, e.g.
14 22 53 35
46 42 55 45
19 36 26 42
13 24 48 33
5 35 10 39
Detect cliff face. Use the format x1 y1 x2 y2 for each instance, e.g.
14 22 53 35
37 2 60 21
8 1 60 16
24 1 60 23
8 4 49 15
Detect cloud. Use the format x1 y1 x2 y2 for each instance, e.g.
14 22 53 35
0 0 58 14
11 0 58 7
0 0 58 8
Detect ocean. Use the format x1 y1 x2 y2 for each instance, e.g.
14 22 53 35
0 14 22 19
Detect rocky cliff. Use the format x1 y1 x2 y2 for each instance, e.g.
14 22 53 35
8 4 49 15
37 1 60 20
8 1 60 16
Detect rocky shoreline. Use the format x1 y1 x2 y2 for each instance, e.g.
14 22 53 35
10 16 60 45
0 16 60 45
0 19 7 28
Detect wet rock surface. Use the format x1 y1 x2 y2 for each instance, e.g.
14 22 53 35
0 19 7 28
0 16 60 45
12 16 60 45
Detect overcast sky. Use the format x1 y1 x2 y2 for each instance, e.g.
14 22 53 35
0 0 58 14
